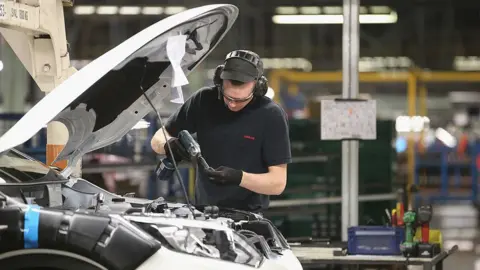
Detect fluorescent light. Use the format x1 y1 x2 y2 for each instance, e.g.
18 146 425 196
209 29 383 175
359 6 368 14
0 60 3 72
322 6 342 15
361 13 397 24
74 5 95 15
119 6 141 15
370 6 391 14
142 7 163 15
395 115 429 133
164 6 186 15
273 14 342 24
262 57 313 72
454 56 480 71
96 6 118 15
276 6 297 15
272 12 397 24
435 128 457 148
299 6 321 15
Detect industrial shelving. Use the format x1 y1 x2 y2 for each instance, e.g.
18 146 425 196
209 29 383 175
414 140 480 205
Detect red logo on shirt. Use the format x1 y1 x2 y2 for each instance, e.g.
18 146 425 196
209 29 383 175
244 135 255 140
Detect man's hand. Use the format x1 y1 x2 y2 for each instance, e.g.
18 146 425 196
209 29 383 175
205 166 243 186
164 138 190 163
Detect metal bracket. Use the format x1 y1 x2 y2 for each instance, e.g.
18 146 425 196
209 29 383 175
46 183 63 207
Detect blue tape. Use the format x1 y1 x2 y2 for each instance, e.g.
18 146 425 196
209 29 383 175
24 205 40 249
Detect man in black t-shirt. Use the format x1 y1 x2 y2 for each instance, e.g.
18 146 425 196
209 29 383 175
151 50 291 212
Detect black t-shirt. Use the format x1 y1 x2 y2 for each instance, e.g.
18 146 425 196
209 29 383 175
165 86 292 212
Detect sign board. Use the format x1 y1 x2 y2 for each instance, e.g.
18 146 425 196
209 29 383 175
320 99 377 140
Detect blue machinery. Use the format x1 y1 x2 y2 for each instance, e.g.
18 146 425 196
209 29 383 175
0 113 47 161
414 140 479 205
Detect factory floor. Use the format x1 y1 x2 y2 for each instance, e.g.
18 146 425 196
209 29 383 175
409 252 478 270
443 252 478 270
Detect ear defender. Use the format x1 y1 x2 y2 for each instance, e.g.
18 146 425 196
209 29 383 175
213 65 224 100
215 50 270 98
254 76 268 97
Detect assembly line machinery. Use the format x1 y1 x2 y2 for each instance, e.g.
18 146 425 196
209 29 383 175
0 0 77 170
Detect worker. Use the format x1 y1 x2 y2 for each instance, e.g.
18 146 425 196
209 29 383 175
151 50 291 213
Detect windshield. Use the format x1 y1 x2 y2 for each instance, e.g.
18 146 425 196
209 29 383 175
0 149 57 183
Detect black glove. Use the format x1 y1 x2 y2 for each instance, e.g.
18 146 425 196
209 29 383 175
164 138 190 163
205 166 243 186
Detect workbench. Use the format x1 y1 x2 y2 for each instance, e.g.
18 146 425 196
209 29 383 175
292 245 458 270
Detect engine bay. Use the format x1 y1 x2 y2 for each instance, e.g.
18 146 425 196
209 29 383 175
0 177 291 269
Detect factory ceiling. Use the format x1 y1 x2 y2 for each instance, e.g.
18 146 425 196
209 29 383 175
64 0 480 71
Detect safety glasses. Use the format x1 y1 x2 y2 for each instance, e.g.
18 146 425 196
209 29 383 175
222 91 254 104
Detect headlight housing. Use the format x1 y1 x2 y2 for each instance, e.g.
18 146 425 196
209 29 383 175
127 216 264 268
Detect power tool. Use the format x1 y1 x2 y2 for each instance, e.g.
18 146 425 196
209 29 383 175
177 130 211 171
400 210 418 257
416 205 441 258
157 130 212 181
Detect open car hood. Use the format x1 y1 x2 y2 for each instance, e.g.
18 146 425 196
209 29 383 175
0 4 238 176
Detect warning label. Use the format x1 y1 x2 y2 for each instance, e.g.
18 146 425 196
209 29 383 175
10 7 29 21
0 2 30 21
0 3 6 19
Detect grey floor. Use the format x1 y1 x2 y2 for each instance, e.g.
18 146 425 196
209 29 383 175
407 252 478 270
443 252 478 270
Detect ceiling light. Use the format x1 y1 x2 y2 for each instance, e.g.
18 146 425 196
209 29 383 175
142 7 163 15
275 6 297 15
322 6 343 15
74 5 95 15
370 6 391 14
262 58 313 72
119 6 141 15
361 13 397 23
359 6 368 14
272 12 397 24
96 6 118 15
164 6 186 15
299 7 321 15
454 56 480 71
435 128 457 148
273 15 342 24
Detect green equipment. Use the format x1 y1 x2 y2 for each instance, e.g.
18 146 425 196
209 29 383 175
400 210 418 257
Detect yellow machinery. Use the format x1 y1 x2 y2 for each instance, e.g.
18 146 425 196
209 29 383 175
268 70 480 206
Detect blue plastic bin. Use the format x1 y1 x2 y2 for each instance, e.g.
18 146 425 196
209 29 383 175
347 226 405 255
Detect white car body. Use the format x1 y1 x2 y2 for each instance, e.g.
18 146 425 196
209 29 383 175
138 248 301 270
0 4 303 270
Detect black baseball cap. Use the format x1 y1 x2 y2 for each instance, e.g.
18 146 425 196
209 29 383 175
220 58 258 83
220 51 264 83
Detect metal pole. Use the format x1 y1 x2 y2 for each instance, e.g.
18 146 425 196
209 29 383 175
341 0 360 241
